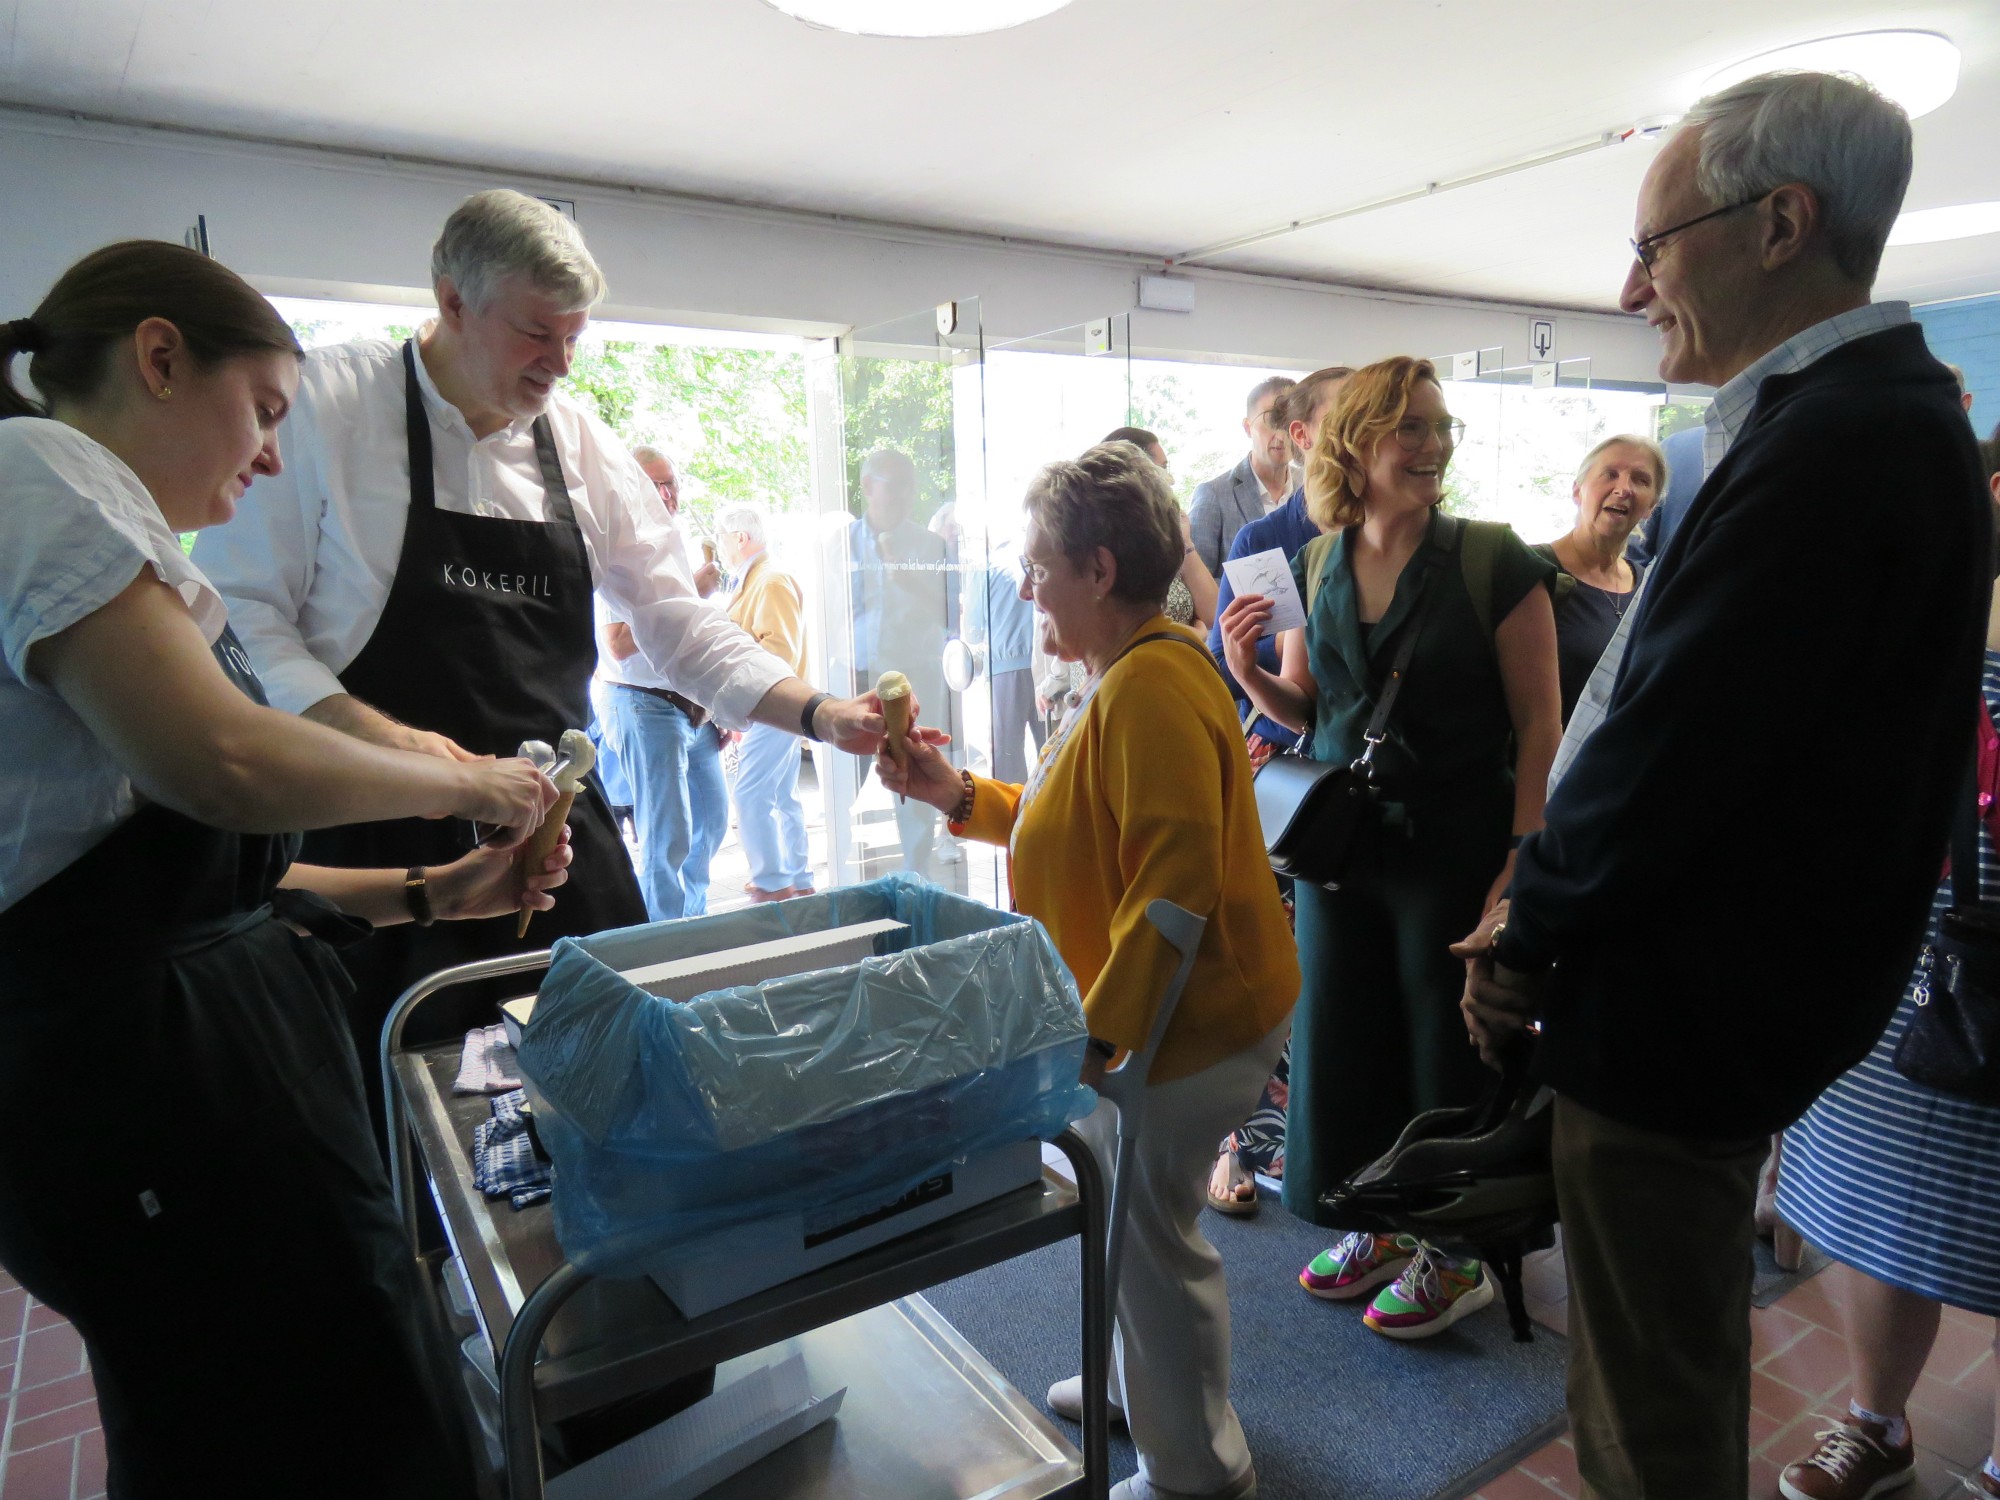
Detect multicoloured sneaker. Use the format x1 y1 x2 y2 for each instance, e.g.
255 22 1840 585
1362 1244 1495 1339
1300 1231 1417 1301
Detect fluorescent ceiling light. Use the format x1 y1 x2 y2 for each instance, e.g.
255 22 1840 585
761 0 1073 37
1701 30 1960 120
1888 202 2000 247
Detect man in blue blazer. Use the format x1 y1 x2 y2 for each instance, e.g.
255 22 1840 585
1187 375 1296 576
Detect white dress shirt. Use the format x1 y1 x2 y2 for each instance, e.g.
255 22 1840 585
1547 301 1913 793
1 421 231 911
192 336 788 730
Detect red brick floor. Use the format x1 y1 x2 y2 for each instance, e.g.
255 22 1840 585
0 1243 1990 1498
0 1265 103 1500
1473 1242 1999 1500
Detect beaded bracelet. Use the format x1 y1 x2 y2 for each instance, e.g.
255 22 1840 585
949 769 975 825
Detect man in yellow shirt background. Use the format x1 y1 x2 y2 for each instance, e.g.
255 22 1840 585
718 503 814 901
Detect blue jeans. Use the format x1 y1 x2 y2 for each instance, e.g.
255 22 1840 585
598 684 727 921
732 722 811 895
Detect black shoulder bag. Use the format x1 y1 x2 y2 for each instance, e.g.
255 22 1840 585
1894 764 2000 1102
1254 549 1445 892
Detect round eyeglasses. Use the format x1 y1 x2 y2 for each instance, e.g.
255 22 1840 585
1394 417 1464 452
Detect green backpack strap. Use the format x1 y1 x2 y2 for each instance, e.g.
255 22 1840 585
1301 531 1339 613
1456 517 1506 638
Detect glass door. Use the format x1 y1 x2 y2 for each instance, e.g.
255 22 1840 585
805 300 1003 903
1433 350 1670 545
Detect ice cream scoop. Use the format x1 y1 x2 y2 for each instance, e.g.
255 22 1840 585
516 728 594 939
876 670 912 772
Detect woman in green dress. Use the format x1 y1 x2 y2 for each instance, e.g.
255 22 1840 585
1218 356 1561 1340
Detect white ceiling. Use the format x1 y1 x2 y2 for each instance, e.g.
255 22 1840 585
2 0 1997 312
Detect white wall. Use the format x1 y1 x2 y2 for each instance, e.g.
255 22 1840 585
0 106 1670 382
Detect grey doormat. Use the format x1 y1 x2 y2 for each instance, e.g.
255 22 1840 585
923 1193 1568 1500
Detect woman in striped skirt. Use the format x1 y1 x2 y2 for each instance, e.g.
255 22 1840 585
1774 440 2000 1500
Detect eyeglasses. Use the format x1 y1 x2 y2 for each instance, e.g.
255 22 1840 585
1629 195 1767 274
651 477 675 495
1393 417 1464 452
1022 557 1056 587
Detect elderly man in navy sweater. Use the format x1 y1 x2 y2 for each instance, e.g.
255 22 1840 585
1457 72 1990 1499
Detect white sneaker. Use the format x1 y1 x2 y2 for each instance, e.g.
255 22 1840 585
1045 1375 1125 1426
1110 1466 1257 1500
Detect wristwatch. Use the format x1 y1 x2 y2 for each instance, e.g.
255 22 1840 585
800 691 834 742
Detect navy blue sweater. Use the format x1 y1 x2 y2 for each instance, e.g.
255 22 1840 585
1499 324 1992 1137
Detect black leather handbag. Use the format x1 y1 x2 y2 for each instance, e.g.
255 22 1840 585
1894 773 2000 1103
1254 557 1440 892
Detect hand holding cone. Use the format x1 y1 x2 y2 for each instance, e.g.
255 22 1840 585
517 728 594 938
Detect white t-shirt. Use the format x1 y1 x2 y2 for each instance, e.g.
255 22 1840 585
0 419 230 913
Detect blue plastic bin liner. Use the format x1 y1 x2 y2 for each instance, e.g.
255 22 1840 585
515 876 1094 1274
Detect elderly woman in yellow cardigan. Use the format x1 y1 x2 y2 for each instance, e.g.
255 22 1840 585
880 441 1297 1500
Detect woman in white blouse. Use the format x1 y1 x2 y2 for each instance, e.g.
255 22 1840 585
0 242 569 1498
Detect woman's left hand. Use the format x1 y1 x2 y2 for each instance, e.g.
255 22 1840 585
430 826 574 921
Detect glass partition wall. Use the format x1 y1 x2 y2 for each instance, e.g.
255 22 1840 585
1432 351 1672 544
804 309 1148 909
806 301 1004 903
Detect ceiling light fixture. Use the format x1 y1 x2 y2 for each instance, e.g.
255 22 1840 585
1888 202 2000 247
1700 30 1960 119
760 0 1073 38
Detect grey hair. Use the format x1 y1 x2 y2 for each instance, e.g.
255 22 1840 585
430 189 607 313
1574 434 1669 493
1023 441 1184 607
631 444 675 469
1680 70 1913 285
714 501 767 546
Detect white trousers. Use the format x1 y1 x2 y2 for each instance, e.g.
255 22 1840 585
1076 1014 1292 1494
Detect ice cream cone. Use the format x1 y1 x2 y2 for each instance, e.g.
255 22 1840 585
876 670 913 772
517 728 594 939
515 789 575 938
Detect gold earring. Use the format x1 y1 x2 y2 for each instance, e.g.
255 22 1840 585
155 385 171 401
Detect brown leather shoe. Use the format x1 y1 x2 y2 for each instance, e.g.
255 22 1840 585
1778 1417 1916 1500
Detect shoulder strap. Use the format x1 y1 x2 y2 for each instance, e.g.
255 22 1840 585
1954 752 1984 910
1352 549 1449 774
1302 532 1338 612
1457 517 1504 637
1110 629 1227 682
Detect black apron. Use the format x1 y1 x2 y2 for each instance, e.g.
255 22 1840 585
302 342 647 1065
0 627 477 1500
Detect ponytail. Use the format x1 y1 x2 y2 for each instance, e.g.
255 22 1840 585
0 241 301 421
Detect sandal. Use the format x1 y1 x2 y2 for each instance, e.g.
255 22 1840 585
1206 1147 1260 1216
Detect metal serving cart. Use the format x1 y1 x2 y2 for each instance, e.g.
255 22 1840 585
384 949 1114 1500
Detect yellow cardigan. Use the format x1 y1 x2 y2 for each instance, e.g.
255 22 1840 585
726 553 808 677
955 617 1299 1084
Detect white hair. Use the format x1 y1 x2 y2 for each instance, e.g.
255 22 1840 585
1574 434 1669 492
715 502 767 546
430 189 606 313
631 444 675 469
1680 70 1912 285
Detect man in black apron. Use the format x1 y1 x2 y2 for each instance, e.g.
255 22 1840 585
194 191 887 1097
301 341 642 1056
